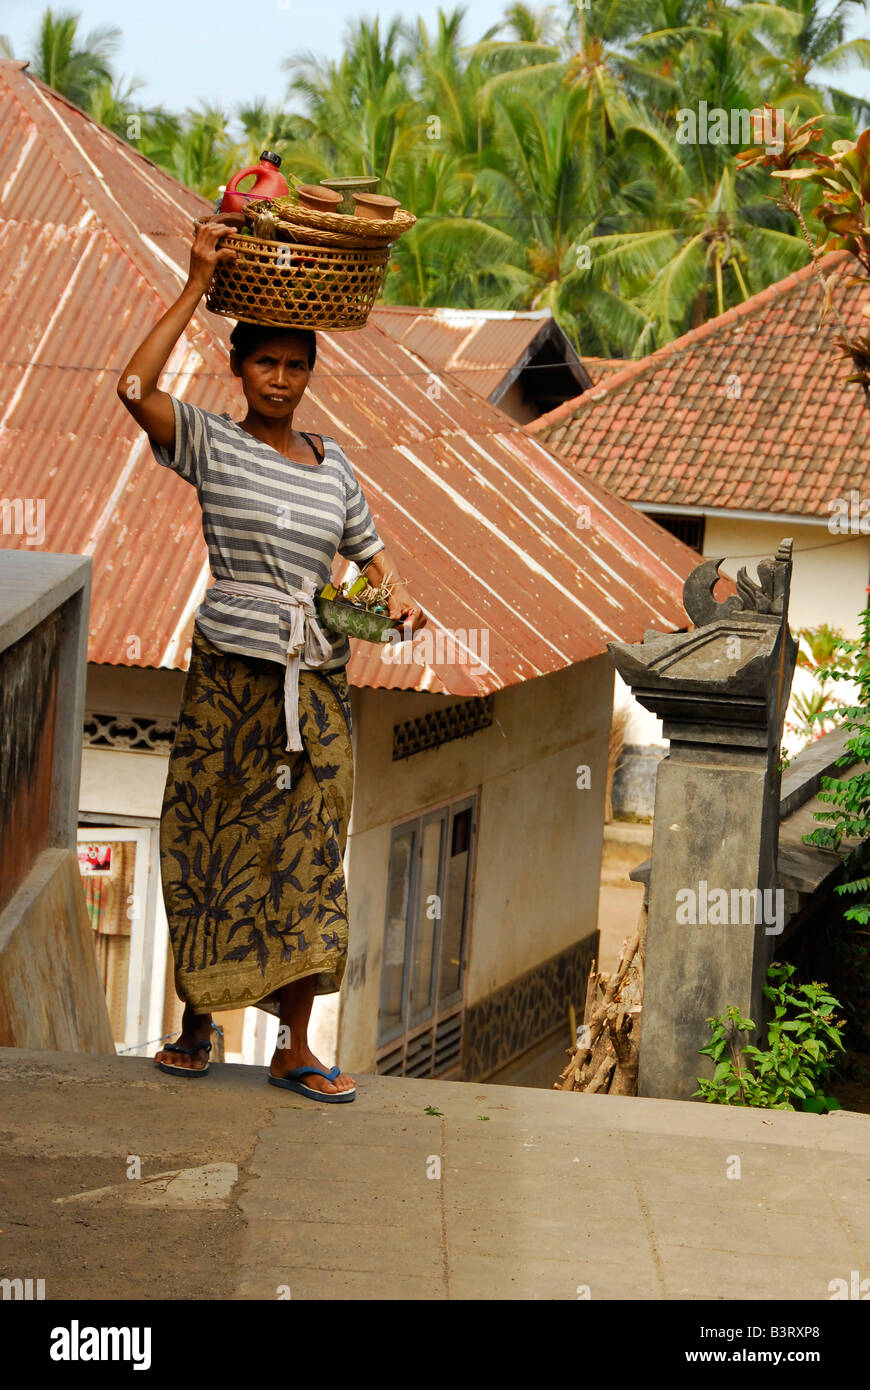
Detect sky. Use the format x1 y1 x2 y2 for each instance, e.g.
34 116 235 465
1 0 512 112
2 0 869 114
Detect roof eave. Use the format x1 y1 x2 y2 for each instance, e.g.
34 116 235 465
488 319 593 405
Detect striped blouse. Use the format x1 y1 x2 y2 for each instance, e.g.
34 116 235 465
150 395 385 671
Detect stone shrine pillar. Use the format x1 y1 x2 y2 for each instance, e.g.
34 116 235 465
608 540 797 1101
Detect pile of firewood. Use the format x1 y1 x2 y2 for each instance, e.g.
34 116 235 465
557 904 646 1095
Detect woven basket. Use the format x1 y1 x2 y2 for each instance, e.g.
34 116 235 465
275 220 388 250
198 219 392 330
249 196 416 243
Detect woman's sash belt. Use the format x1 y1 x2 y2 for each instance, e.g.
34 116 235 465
209 577 334 752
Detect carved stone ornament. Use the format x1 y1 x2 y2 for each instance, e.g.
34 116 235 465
682 539 793 627
607 539 797 740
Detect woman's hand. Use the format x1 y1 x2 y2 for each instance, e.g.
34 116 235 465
186 219 238 295
388 582 427 634
119 222 239 443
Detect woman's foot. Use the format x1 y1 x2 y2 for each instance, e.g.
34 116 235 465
155 1006 214 1072
269 1043 355 1095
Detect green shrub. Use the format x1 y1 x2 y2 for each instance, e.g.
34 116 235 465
694 963 845 1110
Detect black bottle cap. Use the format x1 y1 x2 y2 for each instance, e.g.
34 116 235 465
260 151 281 167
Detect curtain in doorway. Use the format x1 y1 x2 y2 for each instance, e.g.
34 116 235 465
78 837 137 1042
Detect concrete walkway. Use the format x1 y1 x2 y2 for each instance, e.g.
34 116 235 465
2 1048 869 1300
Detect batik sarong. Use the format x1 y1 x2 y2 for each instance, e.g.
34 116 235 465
159 624 353 1016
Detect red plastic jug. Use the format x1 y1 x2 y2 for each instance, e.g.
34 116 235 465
220 151 289 214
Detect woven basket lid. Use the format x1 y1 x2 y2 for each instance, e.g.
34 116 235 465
249 196 416 241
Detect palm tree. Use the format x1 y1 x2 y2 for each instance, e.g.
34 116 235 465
407 7 502 164
747 0 870 120
234 100 302 169
554 1 849 351
1 6 189 175
378 5 654 320
566 151 811 352
1 7 121 110
390 1 698 336
135 109 185 170
380 8 513 303
160 105 240 200
16 1 867 356
282 16 421 184
86 74 169 143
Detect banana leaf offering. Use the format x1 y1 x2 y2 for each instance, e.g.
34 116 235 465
316 573 402 644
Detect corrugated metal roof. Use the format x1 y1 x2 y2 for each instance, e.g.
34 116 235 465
0 60 700 696
370 305 579 403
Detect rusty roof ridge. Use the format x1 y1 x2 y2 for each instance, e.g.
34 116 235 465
0 319 846 378
0 59 195 194
525 250 853 436
431 307 553 321
2 64 233 388
372 305 553 320
381 432 633 653
3 64 184 298
0 58 115 127
444 427 695 635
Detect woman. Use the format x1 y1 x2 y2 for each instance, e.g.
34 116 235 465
117 219 426 1102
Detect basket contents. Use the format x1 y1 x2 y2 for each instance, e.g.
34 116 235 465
247 208 279 240
319 176 379 215
219 151 289 214
352 192 400 220
316 572 403 643
247 194 416 243
322 572 396 613
202 175 415 331
296 184 343 213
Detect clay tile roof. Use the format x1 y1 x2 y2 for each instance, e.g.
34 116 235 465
580 357 632 385
527 254 868 518
0 60 700 695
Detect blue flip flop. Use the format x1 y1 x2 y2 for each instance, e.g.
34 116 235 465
156 1039 212 1077
268 1064 356 1103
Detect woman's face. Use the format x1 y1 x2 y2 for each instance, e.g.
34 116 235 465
231 332 311 419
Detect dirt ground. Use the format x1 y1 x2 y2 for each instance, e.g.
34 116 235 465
0 1051 270 1301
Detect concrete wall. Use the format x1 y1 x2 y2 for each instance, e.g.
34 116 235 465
338 654 613 1071
0 849 114 1051
85 661 186 721
0 553 114 1054
80 662 184 819
0 612 58 912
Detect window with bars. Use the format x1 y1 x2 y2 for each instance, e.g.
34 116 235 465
376 795 475 1077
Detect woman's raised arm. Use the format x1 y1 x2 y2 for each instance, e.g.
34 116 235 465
116 220 237 448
